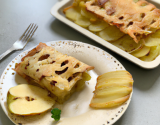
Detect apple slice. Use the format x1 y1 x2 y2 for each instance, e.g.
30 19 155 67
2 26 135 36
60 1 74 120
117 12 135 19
7 84 55 115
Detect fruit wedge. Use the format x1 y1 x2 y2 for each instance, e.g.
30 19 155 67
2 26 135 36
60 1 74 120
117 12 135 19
90 70 133 108
7 84 55 115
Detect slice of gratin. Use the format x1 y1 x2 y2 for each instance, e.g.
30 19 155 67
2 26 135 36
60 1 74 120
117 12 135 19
85 0 160 43
14 43 94 103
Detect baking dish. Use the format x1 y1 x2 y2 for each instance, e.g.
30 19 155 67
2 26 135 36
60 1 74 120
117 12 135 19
50 0 160 69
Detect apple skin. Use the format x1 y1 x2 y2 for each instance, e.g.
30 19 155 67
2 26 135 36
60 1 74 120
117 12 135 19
7 84 55 116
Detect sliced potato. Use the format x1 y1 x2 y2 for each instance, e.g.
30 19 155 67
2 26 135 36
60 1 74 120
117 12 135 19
81 8 97 22
98 25 125 41
151 29 160 38
90 70 133 108
144 36 160 47
140 45 160 61
131 46 150 57
64 7 81 21
75 15 91 27
88 21 109 32
79 1 86 8
112 35 143 53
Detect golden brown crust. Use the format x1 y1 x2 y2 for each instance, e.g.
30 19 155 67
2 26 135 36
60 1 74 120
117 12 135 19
85 0 160 43
21 43 47 61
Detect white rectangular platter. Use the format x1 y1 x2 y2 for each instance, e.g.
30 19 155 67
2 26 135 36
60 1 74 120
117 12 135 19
50 0 160 69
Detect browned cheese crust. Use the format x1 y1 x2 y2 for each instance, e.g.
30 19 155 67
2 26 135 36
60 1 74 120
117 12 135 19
85 0 160 43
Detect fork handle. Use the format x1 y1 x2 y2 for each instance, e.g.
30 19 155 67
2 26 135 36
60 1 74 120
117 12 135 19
0 46 15 61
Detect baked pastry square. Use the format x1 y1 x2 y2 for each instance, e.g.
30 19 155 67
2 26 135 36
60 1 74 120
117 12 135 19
85 0 160 43
14 43 94 103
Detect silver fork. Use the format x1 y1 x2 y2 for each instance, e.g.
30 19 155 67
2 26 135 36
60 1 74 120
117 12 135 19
0 23 38 60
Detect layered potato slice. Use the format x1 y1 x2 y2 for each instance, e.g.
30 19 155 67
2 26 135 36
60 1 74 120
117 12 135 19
64 7 81 21
80 7 98 22
140 45 160 61
131 46 150 58
75 15 91 27
144 35 160 47
90 70 133 108
89 21 109 32
112 35 143 53
98 25 125 41
150 29 160 38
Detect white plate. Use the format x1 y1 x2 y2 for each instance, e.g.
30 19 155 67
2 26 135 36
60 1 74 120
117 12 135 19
0 41 132 125
50 0 160 69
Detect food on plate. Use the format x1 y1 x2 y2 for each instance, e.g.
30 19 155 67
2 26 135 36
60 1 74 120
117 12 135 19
98 25 125 41
51 108 61 121
140 45 160 61
7 84 55 115
131 46 150 58
112 35 144 53
75 15 91 27
144 36 160 47
63 0 160 62
89 21 109 32
90 70 133 108
64 7 81 21
14 42 94 103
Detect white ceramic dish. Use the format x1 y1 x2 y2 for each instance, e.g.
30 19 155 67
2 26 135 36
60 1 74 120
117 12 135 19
50 0 160 69
0 40 132 125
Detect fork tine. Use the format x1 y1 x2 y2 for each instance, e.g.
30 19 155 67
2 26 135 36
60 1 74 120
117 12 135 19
21 23 34 42
24 24 38 42
19 23 32 40
29 25 38 40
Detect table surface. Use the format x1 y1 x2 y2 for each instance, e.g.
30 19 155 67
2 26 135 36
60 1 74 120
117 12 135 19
0 0 160 125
